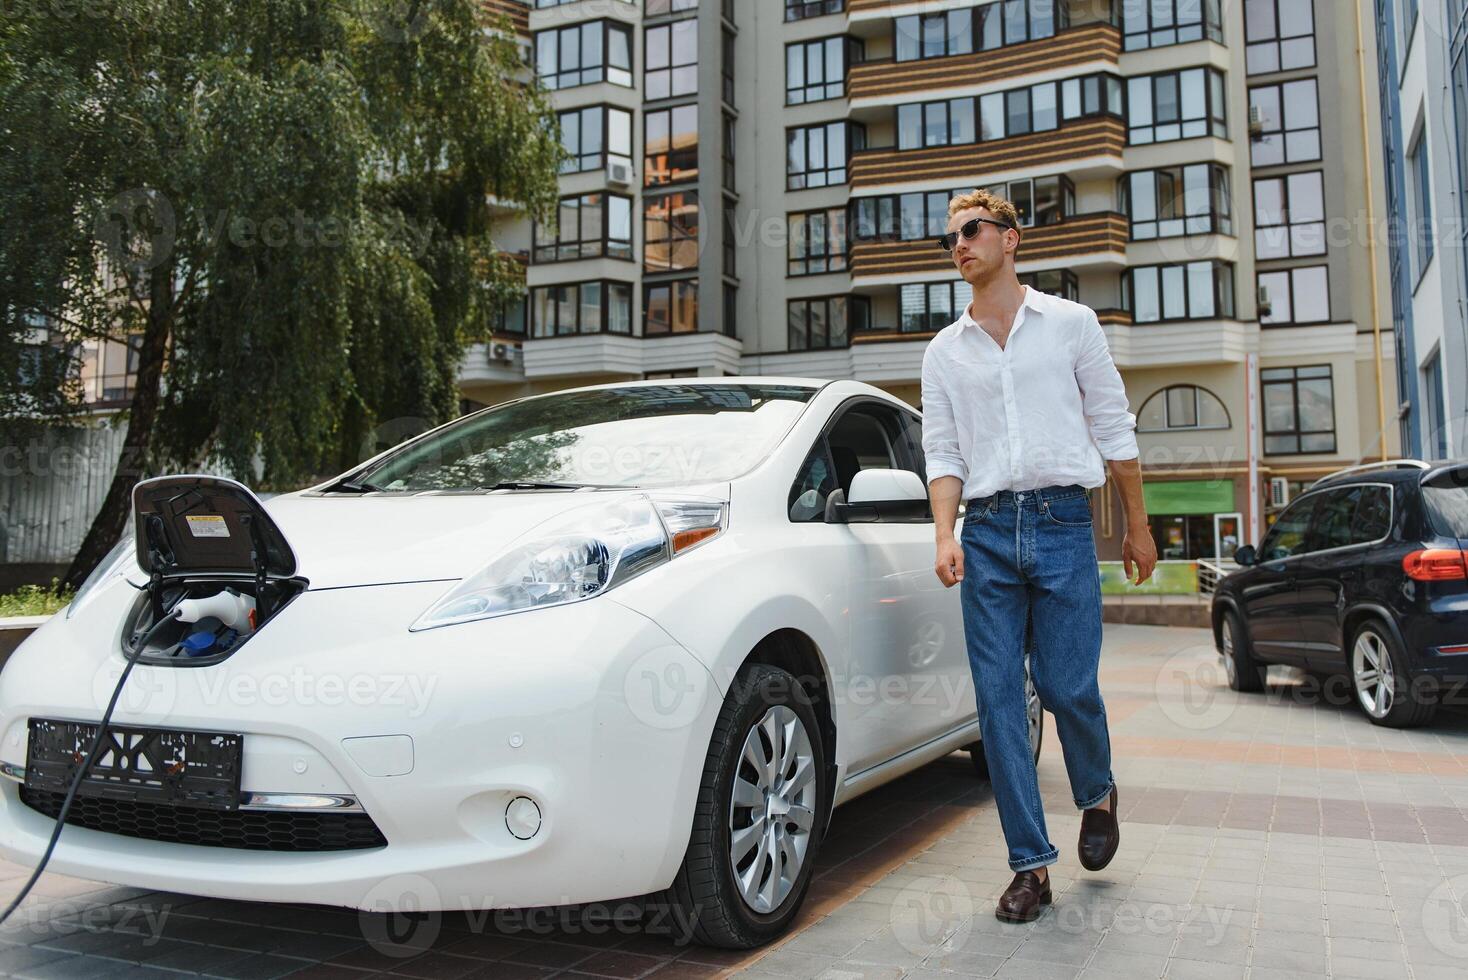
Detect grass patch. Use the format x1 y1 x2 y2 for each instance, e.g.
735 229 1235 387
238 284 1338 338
0 581 72 618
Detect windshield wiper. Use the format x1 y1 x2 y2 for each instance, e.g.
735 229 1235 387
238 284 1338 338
476 481 633 491
330 478 389 494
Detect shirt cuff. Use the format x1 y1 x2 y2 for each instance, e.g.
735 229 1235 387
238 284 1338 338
1096 433 1140 461
925 457 967 485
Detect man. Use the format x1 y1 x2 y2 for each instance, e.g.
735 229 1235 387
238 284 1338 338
922 189 1157 923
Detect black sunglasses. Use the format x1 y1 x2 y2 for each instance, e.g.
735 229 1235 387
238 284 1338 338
938 216 1014 252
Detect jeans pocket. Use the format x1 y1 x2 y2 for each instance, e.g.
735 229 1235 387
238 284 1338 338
963 502 995 527
1042 495 1093 528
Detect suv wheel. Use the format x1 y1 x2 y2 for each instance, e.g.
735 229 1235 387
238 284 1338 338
1351 620 1436 728
1221 609 1266 692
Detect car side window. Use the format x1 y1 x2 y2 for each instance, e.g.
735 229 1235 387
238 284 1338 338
1260 496 1317 561
824 405 901 496
1308 488 1361 553
1350 486 1392 544
788 446 837 523
896 412 927 483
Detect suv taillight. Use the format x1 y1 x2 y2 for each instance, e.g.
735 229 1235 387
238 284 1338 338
1403 549 1468 581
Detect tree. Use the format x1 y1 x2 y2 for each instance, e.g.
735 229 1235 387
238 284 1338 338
0 0 561 592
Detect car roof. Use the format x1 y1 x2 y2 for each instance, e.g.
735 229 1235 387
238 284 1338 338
1308 461 1467 493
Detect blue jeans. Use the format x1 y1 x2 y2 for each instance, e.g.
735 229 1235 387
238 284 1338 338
959 484 1114 872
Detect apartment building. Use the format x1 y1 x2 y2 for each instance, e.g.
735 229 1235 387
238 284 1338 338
477 0 1400 561
1372 0 1468 462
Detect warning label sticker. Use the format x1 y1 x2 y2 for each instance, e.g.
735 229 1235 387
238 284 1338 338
185 515 230 538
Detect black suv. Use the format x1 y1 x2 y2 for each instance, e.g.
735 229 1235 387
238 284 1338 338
1212 460 1468 728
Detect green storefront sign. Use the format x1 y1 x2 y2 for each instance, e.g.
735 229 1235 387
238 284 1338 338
1098 561 1200 595
1143 479 1236 515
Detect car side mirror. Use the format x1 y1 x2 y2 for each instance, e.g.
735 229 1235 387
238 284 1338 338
827 469 931 524
1233 544 1257 566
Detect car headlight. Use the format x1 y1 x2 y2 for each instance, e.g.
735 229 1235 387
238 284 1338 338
410 494 726 631
65 536 138 620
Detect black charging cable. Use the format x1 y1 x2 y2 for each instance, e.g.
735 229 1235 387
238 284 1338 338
0 609 182 926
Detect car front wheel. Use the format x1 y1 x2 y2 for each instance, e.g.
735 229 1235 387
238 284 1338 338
654 663 829 948
1351 620 1437 728
1221 609 1267 692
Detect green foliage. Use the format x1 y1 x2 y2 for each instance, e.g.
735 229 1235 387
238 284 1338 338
0 582 73 618
0 0 562 486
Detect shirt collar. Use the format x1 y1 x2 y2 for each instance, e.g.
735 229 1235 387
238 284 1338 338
955 284 1043 334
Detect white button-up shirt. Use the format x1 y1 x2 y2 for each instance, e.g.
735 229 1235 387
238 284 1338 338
920 286 1138 501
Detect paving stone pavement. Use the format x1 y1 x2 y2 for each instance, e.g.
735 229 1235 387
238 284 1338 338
1 624 1467 978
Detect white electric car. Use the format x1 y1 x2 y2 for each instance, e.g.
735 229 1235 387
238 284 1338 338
0 378 1042 948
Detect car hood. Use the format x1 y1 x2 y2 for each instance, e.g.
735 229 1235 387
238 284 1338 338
129 485 730 590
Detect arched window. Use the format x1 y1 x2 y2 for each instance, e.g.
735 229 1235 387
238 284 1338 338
1137 384 1231 432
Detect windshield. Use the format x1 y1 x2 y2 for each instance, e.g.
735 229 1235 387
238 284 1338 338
1423 470 1468 538
352 384 817 492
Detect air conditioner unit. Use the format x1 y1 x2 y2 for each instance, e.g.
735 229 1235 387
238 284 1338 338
1269 477 1290 508
1256 283 1272 317
607 161 634 187
489 342 520 364
1247 105 1266 138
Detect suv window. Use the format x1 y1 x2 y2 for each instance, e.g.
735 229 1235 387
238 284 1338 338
1423 470 1468 538
1350 485 1392 543
1308 487 1361 552
1261 494 1317 560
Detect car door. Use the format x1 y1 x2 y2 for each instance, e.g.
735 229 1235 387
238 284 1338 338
1293 487 1364 667
789 399 970 776
1241 493 1317 661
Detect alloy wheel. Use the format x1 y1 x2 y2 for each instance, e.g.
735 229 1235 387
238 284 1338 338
1222 618 1238 686
1352 630 1394 719
728 704 818 914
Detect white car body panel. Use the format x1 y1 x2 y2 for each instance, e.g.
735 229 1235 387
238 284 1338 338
0 378 978 911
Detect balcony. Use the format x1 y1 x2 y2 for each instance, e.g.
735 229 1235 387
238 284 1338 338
849 116 1125 190
849 212 1128 280
848 24 1121 104
485 0 529 36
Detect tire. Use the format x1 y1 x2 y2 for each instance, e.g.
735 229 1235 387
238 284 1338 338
1350 620 1437 728
1221 609 1267 693
651 663 829 948
968 666 1044 780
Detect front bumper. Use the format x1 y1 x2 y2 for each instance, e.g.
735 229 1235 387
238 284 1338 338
0 578 721 911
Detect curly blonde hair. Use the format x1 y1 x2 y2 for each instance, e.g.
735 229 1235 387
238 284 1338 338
947 189 1020 228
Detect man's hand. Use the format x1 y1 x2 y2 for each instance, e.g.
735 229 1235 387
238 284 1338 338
935 538 964 588
1122 528 1158 585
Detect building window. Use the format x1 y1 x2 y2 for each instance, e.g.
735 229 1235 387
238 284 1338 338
895 3 1067 63
1252 171 1325 259
722 28 735 106
786 0 844 21
645 0 695 14
1121 0 1224 51
787 36 859 105
787 121 865 190
1258 266 1330 325
644 192 699 272
646 20 697 100
1249 79 1321 166
645 280 699 334
540 0 631 5
895 10 973 61
723 204 737 278
494 294 527 336
1128 67 1228 144
1244 0 1315 74
1123 261 1236 322
1407 128 1434 280
789 296 866 349
558 106 632 174
531 281 634 337
788 208 848 276
1137 385 1231 431
896 73 1122 150
1123 164 1232 239
645 105 698 186
852 178 1074 243
1019 269 1079 301
534 194 634 263
1262 365 1336 455
535 21 632 90
723 284 737 338
1424 348 1448 459
899 281 963 333
722 114 736 193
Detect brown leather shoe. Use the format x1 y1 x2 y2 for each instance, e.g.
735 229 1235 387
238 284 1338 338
995 870 1052 922
1078 785 1120 871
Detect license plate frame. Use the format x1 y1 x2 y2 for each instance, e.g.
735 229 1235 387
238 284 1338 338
25 718 243 810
